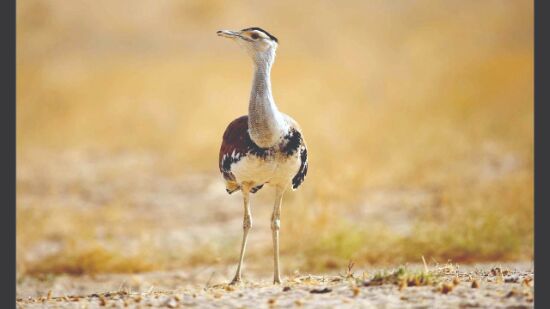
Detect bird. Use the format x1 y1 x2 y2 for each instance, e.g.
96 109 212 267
216 27 308 285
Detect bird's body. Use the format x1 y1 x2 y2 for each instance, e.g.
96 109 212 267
216 27 308 284
219 114 307 194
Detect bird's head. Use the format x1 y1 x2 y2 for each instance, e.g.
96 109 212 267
217 27 278 64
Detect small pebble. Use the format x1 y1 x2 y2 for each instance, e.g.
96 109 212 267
452 277 460 286
441 283 454 294
522 277 533 287
164 297 178 308
310 287 332 294
504 275 519 283
99 296 107 306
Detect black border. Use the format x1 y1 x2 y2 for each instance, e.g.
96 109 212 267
0 0 16 305
534 0 548 307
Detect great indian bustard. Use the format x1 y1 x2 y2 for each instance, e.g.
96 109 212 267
217 27 308 284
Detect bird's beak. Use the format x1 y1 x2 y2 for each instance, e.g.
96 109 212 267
217 30 241 39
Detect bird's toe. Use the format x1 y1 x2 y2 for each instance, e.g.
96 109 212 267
230 277 242 285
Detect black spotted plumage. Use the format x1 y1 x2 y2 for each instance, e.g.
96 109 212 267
292 147 308 189
280 128 307 189
281 128 302 156
221 156 237 182
250 184 264 193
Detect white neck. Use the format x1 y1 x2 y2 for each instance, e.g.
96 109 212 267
248 49 286 148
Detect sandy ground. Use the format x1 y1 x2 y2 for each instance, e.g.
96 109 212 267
17 262 533 308
17 152 534 308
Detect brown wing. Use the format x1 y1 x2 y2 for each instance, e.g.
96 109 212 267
219 115 270 194
219 116 247 184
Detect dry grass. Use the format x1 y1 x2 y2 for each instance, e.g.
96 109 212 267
17 0 533 277
364 266 437 287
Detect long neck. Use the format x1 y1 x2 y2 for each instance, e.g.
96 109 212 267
248 50 286 148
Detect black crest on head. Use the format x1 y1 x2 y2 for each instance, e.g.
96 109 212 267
241 27 278 43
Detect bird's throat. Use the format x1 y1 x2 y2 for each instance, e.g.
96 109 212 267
248 56 286 148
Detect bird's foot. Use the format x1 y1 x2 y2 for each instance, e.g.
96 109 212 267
230 276 242 285
273 277 282 285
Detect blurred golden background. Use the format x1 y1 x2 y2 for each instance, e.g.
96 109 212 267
17 0 533 277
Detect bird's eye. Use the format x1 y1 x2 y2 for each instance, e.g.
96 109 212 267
250 32 259 40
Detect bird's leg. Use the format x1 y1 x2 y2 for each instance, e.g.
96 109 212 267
271 187 284 284
230 185 252 285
